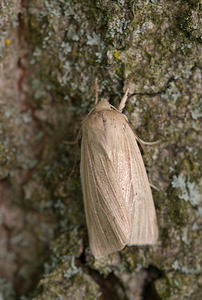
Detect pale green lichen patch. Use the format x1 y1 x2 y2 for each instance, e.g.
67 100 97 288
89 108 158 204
0 277 16 300
25 0 134 112
155 272 200 299
172 260 201 275
0 0 19 59
119 1 199 94
0 139 16 179
172 174 201 206
35 261 101 300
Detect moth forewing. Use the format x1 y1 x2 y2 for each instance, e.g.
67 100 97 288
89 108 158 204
80 99 158 258
124 125 158 244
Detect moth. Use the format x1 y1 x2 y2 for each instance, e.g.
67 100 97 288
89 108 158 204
80 88 158 258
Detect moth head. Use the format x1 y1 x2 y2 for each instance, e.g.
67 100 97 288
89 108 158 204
94 100 111 112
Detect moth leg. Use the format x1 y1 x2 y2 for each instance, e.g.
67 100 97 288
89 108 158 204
64 129 81 145
67 143 79 180
94 78 99 105
133 132 160 170
118 87 129 112
65 130 81 179
150 183 160 191
137 138 161 145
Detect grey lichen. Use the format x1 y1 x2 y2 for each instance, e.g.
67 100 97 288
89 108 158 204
172 174 201 206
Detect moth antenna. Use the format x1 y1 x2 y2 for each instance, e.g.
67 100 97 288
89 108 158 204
94 78 99 105
118 88 129 112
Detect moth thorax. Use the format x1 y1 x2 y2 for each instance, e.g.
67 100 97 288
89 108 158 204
94 100 111 112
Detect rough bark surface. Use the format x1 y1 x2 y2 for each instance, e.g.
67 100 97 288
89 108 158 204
0 0 201 299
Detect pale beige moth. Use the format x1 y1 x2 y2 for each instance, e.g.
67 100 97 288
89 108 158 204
80 89 158 258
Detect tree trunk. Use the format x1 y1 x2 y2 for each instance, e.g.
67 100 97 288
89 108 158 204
0 1 201 299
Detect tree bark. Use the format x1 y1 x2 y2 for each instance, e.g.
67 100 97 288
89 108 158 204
0 0 201 299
